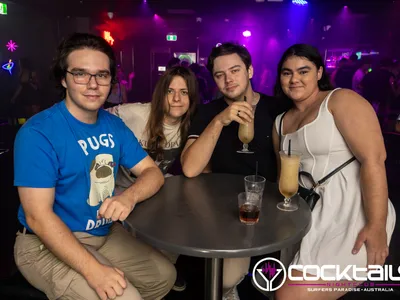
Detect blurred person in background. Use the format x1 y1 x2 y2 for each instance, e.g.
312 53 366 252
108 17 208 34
10 58 41 118
352 57 371 95
104 65 128 108
361 57 396 130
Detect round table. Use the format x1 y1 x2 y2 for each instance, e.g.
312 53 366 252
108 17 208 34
124 173 312 300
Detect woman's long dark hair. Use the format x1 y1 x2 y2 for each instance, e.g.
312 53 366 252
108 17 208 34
146 66 199 160
274 44 334 103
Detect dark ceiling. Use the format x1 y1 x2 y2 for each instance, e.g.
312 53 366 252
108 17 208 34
6 0 398 18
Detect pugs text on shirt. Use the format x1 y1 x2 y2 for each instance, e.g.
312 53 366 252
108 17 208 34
78 134 115 156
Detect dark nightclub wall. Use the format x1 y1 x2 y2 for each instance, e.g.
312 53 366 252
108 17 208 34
1 0 400 103
0 2 94 109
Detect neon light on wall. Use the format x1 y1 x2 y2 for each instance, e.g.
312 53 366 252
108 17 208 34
2 59 14 75
6 40 18 52
103 31 114 45
166 34 177 41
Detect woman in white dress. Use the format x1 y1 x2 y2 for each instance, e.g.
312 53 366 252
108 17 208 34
272 44 396 300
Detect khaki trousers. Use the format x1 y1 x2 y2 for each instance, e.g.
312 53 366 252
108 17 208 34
14 222 176 300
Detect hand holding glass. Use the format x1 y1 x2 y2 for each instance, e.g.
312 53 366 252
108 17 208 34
277 150 301 212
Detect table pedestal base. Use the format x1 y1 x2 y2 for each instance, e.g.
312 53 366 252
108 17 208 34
204 258 223 300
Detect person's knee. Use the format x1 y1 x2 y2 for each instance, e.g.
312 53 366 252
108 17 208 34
223 271 246 290
275 284 311 300
135 251 177 297
64 278 143 300
156 256 177 292
223 257 250 290
275 286 287 300
62 275 99 300
116 281 143 300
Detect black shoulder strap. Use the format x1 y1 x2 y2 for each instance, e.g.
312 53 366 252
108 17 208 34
300 156 356 188
317 157 356 184
278 111 288 151
279 111 356 187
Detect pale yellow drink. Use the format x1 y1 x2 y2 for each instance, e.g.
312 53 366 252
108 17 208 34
238 120 254 144
279 151 301 199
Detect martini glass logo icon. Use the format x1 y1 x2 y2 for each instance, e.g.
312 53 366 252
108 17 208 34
252 258 287 292
2 59 14 75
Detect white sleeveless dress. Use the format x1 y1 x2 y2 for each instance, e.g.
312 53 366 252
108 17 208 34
275 89 396 277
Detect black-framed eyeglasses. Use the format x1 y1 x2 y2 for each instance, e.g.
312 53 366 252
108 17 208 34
66 70 112 86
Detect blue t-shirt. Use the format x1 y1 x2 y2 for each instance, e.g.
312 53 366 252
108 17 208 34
14 101 147 236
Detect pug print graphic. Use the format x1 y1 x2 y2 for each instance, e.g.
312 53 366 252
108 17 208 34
87 154 116 206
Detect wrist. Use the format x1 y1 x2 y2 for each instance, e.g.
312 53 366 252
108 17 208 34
366 221 386 230
120 189 138 209
81 256 102 279
213 115 225 127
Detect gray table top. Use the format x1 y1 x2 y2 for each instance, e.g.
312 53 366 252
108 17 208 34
124 173 312 258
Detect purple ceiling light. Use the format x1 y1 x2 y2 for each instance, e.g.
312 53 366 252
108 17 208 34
292 0 308 6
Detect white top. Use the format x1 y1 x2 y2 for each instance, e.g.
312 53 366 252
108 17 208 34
107 103 182 188
275 89 396 277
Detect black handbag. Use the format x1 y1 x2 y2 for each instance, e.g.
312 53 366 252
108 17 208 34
278 111 356 210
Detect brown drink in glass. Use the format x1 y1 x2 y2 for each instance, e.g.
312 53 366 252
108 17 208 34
238 192 262 225
239 203 260 224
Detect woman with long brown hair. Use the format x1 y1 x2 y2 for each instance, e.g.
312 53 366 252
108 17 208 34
108 65 198 187
107 66 198 291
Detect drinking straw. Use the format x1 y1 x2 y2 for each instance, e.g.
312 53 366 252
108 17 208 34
256 161 258 177
288 139 292 156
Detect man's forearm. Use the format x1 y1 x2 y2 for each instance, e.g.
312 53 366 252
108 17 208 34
360 161 388 227
26 213 100 279
181 117 224 177
122 166 164 205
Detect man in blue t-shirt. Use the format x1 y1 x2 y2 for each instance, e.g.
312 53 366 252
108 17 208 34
14 33 176 300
